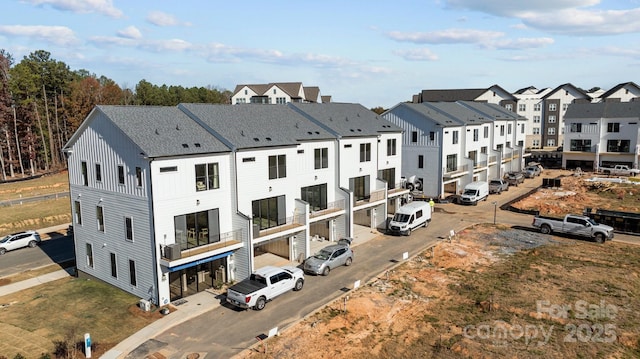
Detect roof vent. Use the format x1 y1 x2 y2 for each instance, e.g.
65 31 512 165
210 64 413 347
241 130 245 136
345 116 349 121
155 129 160 135
315 131 319 134
329 117 333 121
295 122 299 128
266 137 272 141
176 125 180 130
182 144 188 148
195 143 201 147
254 137 259 142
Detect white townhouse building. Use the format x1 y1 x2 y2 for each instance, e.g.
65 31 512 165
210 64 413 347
412 84 518 109
382 101 526 199
290 103 407 229
597 82 640 103
537 84 591 149
513 86 553 149
562 102 640 171
231 82 328 105
64 102 402 305
62 106 240 306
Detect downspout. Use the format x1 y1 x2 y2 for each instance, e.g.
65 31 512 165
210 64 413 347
146 156 162 305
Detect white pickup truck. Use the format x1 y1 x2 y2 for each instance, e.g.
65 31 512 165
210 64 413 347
598 165 640 177
532 214 614 243
226 265 304 310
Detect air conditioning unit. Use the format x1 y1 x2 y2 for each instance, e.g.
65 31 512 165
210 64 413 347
139 299 151 312
165 243 181 260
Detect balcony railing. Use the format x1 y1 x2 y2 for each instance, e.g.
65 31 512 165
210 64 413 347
310 199 345 218
444 164 469 178
489 155 497 163
354 188 386 206
164 229 243 260
254 214 306 238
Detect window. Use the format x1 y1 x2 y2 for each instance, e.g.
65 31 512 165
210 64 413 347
195 163 220 191
276 97 286 104
110 252 117 278
429 131 435 141
411 131 418 143
446 154 457 172
546 139 556 147
81 161 88 186
129 259 137 286
473 129 479 141
607 123 620 132
97 206 104 232
350 175 370 201
500 125 505 136
387 139 396 156
480 146 487 154
570 123 582 132
118 165 125 185
521 124 525 134
548 128 556 135
135 167 143 187
508 124 512 135
314 148 328 169
242 157 255 162
505 104 512 111
95 163 102 182
86 243 94 268
359 143 371 162
548 116 556 123
570 139 592 151
549 103 557 111
533 127 540 135
518 104 526 112
563 103 569 111
160 166 177 172
174 209 220 249
484 126 489 138
125 217 133 241
452 131 459 145
379 168 396 189
469 150 477 166
496 144 503 152
268 155 287 179
74 200 82 225
534 103 541 111
532 140 540 148
418 155 424 169
607 140 630 153
533 116 541 123
301 184 327 212
252 195 286 230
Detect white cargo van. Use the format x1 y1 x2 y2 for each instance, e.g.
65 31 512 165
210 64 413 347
387 201 432 236
459 181 489 205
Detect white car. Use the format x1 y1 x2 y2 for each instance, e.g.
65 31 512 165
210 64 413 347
0 230 42 255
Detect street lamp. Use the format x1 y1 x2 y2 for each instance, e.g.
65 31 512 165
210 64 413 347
492 201 498 225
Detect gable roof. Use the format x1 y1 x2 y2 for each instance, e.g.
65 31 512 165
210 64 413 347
564 101 640 119
63 105 231 158
457 101 526 121
303 86 320 103
178 103 333 150
416 84 516 102
599 82 640 99
423 102 495 126
289 102 402 137
541 83 590 100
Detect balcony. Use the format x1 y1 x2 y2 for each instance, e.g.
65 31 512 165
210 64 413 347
254 214 306 239
160 229 244 264
388 182 410 197
354 188 386 207
310 199 345 219
443 164 469 179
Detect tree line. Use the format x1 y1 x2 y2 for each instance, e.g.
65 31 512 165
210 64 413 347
0 49 232 181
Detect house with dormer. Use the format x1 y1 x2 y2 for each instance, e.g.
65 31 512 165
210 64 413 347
231 82 329 105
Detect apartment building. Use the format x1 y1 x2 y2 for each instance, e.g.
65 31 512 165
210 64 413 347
382 101 526 199
563 102 640 171
231 82 330 104
63 103 401 305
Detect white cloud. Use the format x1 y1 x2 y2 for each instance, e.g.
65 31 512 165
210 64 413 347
388 29 504 44
0 25 78 46
445 0 640 36
117 26 142 40
22 0 123 18
486 37 554 50
393 48 439 61
141 39 193 52
146 11 190 27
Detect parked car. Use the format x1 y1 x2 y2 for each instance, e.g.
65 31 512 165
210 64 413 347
304 238 353 276
523 166 541 178
505 172 525 186
226 265 304 310
0 230 42 255
489 178 509 194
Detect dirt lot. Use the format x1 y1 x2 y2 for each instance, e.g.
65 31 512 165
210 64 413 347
238 173 640 359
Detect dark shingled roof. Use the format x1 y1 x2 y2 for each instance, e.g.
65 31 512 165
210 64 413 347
564 101 640 119
179 103 333 150
94 105 231 158
289 103 402 137
598 82 640 99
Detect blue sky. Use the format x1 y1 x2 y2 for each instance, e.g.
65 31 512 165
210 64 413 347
1 0 639 108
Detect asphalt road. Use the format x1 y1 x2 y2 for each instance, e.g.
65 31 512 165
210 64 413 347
150 176 640 359
0 235 74 278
